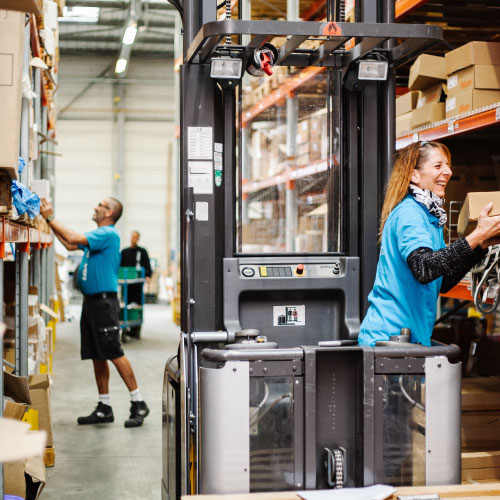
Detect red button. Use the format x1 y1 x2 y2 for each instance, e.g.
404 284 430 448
296 264 304 275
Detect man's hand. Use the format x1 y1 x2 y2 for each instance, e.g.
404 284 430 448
40 198 54 220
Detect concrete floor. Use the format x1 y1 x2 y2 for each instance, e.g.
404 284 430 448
44 302 180 500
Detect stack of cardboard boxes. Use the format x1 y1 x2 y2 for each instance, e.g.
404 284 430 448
3 371 52 497
396 42 500 137
445 41 500 119
396 54 447 137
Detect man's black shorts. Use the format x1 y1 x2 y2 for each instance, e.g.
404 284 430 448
80 295 124 360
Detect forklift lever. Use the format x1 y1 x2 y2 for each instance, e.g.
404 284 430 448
260 52 273 76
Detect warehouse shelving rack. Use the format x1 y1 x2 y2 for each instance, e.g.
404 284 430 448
1 9 56 497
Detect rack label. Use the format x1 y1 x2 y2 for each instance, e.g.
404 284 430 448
273 305 305 326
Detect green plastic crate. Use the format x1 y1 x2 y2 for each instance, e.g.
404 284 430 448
120 307 143 322
118 267 141 279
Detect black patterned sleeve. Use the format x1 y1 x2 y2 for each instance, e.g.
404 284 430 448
406 237 487 294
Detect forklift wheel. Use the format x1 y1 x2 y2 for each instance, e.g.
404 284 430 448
129 326 142 339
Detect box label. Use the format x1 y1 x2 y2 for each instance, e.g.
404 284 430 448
273 305 305 326
446 97 456 112
447 74 457 90
417 96 426 108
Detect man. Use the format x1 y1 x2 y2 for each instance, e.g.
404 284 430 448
120 230 152 305
40 197 149 428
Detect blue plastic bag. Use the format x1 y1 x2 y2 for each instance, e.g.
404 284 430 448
11 180 40 219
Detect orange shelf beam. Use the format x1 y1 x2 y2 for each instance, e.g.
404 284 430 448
396 104 500 150
0 217 52 246
395 0 430 19
440 282 473 302
242 66 326 127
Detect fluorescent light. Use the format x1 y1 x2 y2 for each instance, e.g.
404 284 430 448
115 58 128 74
122 26 138 45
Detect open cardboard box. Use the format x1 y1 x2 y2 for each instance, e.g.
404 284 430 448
458 191 500 236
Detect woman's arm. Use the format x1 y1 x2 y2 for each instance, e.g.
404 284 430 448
407 238 486 293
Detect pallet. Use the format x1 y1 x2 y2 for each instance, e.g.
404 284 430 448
43 446 55 467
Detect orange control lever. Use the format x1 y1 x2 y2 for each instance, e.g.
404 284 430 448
260 52 273 76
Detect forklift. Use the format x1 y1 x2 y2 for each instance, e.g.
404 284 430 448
162 1 462 498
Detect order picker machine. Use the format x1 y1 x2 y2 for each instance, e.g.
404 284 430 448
162 1 462 498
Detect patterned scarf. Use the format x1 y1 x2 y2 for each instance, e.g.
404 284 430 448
409 184 447 227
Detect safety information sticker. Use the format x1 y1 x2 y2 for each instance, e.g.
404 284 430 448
188 127 213 160
188 161 213 194
273 305 305 326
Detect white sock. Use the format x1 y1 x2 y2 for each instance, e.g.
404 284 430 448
99 394 111 406
130 389 143 402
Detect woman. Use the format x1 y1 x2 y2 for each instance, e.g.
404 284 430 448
358 141 500 347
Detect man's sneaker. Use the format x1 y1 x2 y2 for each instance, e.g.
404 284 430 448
124 401 150 428
77 402 114 425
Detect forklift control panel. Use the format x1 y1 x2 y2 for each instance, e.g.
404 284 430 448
239 262 342 278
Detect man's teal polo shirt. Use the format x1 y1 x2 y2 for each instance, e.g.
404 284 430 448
77 225 121 295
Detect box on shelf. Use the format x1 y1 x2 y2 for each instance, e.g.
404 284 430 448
30 179 51 201
411 102 445 129
416 82 447 108
28 373 54 447
447 65 500 98
446 41 500 76
0 10 25 179
408 54 446 90
458 191 500 236
446 89 500 118
396 91 418 116
0 0 41 14
4 399 28 420
396 111 413 137
4 461 26 499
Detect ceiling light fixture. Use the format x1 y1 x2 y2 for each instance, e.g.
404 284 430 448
115 58 128 74
122 25 138 45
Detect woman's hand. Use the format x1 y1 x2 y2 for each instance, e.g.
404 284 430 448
466 202 500 250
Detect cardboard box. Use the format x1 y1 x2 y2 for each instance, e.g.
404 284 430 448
4 461 26 498
396 111 412 137
396 91 418 116
411 102 445 129
458 191 500 236
416 82 447 108
408 54 446 90
446 89 500 118
0 10 25 179
0 0 41 14
447 65 500 98
446 41 500 76
4 399 28 420
28 374 53 446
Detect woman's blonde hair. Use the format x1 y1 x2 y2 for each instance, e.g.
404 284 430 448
379 141 451 240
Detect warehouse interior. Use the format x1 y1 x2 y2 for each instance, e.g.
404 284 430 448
1 0 500 500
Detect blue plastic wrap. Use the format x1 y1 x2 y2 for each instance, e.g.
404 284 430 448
11 180 40 219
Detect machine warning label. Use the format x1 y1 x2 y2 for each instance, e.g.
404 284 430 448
273 305 305 326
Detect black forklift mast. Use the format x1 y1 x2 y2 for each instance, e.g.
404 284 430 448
179 0 440 334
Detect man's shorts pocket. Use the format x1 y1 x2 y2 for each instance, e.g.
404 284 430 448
98 325 121 358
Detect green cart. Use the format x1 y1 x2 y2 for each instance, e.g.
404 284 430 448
118 266 146 339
